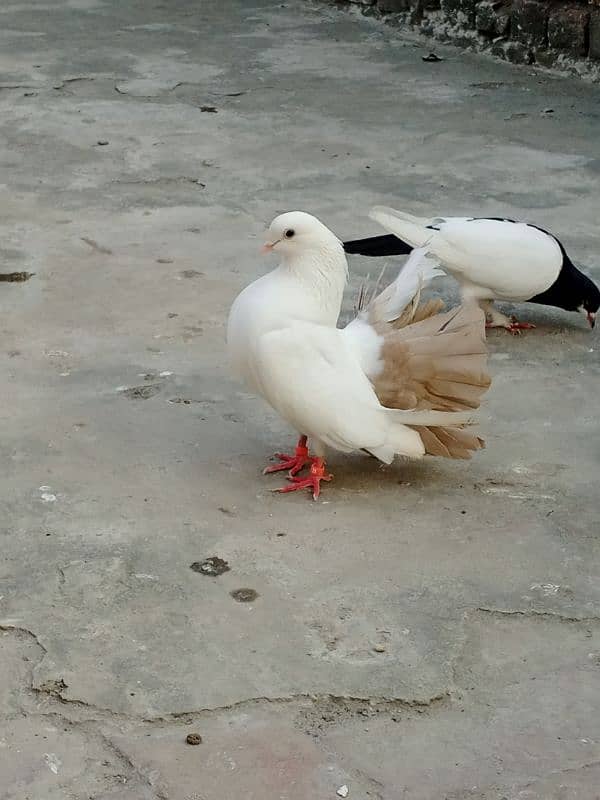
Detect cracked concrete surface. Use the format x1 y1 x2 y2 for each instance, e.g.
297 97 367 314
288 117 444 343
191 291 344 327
1 0 599 798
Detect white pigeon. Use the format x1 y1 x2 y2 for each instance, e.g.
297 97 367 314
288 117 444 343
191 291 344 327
344 207 600 333
227 211 491 499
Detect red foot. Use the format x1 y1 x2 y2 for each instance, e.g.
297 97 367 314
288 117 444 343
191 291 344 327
507 318 536 335
274 458 332 500
486 319 536 335
263 435 313 476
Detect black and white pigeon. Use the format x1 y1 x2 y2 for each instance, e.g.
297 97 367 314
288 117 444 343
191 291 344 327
344 207 600 333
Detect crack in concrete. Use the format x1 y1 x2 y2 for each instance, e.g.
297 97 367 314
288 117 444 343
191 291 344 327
31 689 452 726
0 623 48 654
56 565 66 587
6 608 597 797
0 621 453 726
80 236 113 255
111 176 206 188
348 768 385 800
549 758 600 776
476 606 600 623
53 77 95 91
3 707 167 799
10 607 595 736
113 84 172 99
517 758 600 792
93 725 169 800
0 625 166 798
0 84 39 90
0 624 444 800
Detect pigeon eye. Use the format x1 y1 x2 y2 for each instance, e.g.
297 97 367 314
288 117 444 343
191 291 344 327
284 229 295 239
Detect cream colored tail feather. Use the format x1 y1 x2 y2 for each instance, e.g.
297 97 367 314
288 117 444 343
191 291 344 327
374 302 490 459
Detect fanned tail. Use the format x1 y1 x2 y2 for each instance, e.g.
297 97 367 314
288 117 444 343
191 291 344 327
343 217 491 462
375 303 490 459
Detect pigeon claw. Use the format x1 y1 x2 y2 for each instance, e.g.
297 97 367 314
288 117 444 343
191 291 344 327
485 316 536 335
263 435 312 476
507 317 536 335
274 458 332 500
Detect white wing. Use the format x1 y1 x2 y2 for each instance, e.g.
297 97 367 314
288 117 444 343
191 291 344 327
343 248 443 377
254 320 474 459
366 247 444 324
370 207 562 301
255 321 392 453
429 219 562 298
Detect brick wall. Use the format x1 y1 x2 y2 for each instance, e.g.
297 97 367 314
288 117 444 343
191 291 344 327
327 0 600 76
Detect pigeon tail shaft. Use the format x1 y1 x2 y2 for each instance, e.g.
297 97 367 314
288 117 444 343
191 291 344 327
344 233 412 257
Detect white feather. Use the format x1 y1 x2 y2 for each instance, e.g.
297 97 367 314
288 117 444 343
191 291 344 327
227 211 475 464
342 247 444 377
341 316 384 378
372 246 445 323
370 206 563 302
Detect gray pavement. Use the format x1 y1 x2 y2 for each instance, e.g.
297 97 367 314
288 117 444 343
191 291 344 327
1 1 599 798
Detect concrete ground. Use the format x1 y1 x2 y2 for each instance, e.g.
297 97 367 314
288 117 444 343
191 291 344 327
1 1 599 798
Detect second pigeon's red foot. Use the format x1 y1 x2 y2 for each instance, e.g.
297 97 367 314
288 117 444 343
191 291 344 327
274 458 332 500
263 435 313 476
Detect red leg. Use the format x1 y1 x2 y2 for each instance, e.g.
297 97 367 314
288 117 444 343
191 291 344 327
486 319 536 334
274 457 333 501
507 317 536 335
263 435 313 476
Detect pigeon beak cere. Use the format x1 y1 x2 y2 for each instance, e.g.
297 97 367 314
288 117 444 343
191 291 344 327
261 239 280 255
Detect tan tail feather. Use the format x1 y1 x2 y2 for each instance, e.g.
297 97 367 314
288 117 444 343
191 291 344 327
370 296 444 333
372 303 490 458
415 426 486 459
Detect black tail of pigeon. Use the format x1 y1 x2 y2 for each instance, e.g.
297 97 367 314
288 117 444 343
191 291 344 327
343 234 413 257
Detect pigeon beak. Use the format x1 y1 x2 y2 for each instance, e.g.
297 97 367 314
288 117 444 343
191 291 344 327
587 311 596 329
261 239 280 255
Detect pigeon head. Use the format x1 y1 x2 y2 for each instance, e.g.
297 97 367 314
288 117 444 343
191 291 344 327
562 268 600 329
262 211 342 258
531 257 599 329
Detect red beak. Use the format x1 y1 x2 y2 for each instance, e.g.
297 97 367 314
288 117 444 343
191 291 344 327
588 311 596 329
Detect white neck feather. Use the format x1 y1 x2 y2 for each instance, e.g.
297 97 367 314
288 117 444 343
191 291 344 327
282 244 348 323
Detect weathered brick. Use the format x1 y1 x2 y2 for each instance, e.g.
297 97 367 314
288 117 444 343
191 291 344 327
535 48 558 67
590 7 600 60
441 0 477 26
476 1 497 32
407 0 440 24
476 0 510 36
491 38 534 63
377 0 410 11
511 0 548 48
547 5 589 57
495 8 510 36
